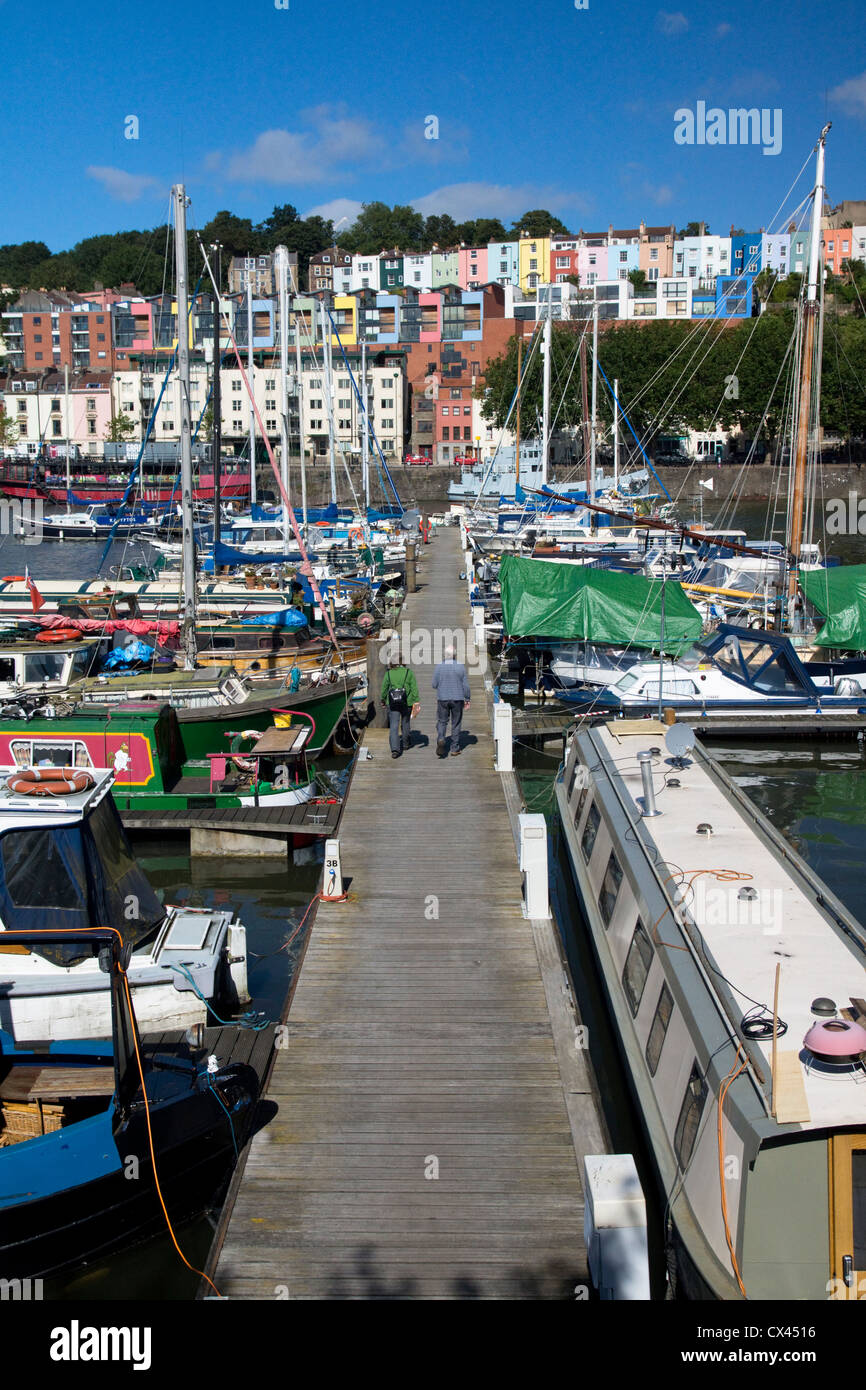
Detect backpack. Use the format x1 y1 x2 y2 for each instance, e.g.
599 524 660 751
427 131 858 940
386 669 409 712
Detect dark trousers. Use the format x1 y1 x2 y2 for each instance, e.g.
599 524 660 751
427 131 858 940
436 699 464 749
388 707 411 753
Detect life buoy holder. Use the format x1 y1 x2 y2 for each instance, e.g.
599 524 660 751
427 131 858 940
7 767 95 796
1 576 25 583
348 527 363 542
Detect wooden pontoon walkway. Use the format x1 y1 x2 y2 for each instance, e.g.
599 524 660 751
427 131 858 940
208 528 596 1299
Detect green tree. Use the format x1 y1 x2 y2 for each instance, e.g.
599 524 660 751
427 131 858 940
105 412 136 443
199 211 259 263
510 209 570 238
455 217 508 246
628 268 648 291
340 202 425 254
677 221 710 237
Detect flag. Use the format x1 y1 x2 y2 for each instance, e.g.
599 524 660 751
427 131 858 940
25 567 44 612
699 478 714 492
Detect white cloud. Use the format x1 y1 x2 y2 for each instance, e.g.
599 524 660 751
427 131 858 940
85 166 162 202
221 106 384 185
829 71 866 116
656 10 688 35
410 181 591 223
302 197 364 227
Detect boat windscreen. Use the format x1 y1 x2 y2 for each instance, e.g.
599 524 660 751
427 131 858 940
0 797 165 966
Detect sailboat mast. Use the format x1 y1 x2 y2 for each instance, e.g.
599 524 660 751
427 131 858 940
613 375 619 490
172 183 197 671
64 363 71 498
246 278 257 508
541 304 551 487
361 336 369 513
580 329 590 492
211 241 221 548
321 300 338 506
590 301 599 501
276 245 291 547
296 303 308 535
515 334 522 489
787 123 830 605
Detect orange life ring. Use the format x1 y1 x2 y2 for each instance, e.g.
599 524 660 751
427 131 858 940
348 527 363 542
36 629 81 643
7 767 95 796
1 576 25 582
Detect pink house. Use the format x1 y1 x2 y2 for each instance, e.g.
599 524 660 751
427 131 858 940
457 246 488 290
419 292 442 341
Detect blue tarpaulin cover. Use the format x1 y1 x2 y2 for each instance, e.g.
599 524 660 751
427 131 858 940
238 608 307 628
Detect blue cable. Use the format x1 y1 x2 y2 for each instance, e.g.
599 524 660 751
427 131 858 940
205 1072 239 1159
168 960 272 1031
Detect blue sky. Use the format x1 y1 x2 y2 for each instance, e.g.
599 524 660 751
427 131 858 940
6 0 866 250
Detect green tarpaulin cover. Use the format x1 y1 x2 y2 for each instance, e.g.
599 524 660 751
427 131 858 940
499 554 702 651
800 565 866 650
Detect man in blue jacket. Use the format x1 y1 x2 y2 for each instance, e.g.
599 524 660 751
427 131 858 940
432 644 471 757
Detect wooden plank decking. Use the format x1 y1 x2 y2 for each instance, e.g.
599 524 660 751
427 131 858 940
207 528 594 1299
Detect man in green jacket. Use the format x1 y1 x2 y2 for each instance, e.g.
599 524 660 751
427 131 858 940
381 655 420 758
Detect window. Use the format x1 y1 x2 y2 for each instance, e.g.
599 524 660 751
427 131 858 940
23 653 67 683
266 418 277 431
382 418 393 429
622 920 654 1016
674 1062 708 1171
265 398 276 409
598 851 623 926
162 420 174 431
620 251 627 263
442 407 449 416
580 801 600 862
463 406 471 415
463 426 471 440
650 248 658 260
86 398 96 409
645 983 674 1076
97 333 105 342
266 378 276 389
52 421 61 436
442 427 450 440
33 317 41 325
87 418 96 433
33 334 42 342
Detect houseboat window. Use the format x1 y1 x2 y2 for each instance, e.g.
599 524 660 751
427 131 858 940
598 851 623 926
573 785 589 829
566 758 581 799
0 658 14 681
674 1061 708 1172
622 919 654 1015
30 741 93 769
23 652 67 683
211 636 236 649
646 983 674 1075
580 801 601 862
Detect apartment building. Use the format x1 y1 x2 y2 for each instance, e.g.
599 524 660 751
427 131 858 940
2 371 113 456
309 248 352 292
3 287 146 373
673 230 731 282
227 252 297 296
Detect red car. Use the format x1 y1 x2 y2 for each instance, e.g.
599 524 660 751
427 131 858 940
454 455 477 466
404 454 431 465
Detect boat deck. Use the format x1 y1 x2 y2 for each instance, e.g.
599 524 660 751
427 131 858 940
120 800 341 837
206 527 593 1299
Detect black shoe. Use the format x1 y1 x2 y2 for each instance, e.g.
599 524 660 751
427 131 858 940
392 751 400 758
451 746 461 756
402 741 410 751
436 739 446 757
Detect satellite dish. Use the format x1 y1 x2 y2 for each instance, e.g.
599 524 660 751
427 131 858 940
665 722 696 759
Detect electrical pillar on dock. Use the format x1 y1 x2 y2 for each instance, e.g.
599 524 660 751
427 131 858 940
494 699 513 772
518 812 550 919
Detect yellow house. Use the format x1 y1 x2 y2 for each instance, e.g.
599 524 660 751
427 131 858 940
331 295 357 346
518 234 551 293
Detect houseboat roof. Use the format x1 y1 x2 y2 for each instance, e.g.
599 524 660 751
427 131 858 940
581 719 866 1133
